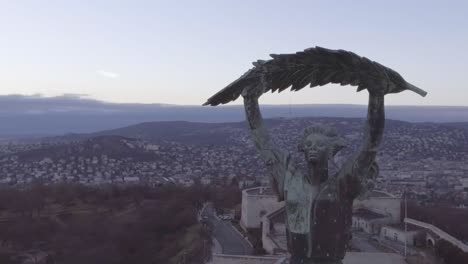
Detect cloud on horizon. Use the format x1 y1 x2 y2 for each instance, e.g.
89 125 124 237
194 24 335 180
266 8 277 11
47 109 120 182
0 94 115 114
97 70 119 79
0 94 172 115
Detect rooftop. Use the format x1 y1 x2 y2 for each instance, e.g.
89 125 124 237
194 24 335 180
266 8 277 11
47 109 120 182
386 223 423 232
245 186 276 196
353 208 387 220
369 190 395 198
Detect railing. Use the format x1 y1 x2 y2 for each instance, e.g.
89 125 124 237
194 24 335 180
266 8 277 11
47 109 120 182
405 218 468 252
209 254 286 264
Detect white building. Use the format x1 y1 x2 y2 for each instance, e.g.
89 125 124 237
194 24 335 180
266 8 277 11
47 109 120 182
179 178 194 187
351 191 401 234
240 187 284 230
353 190 401 223
238 179 256 189
123 176 140 183
352 208 393 234
200 177 212 185
380 223 423 246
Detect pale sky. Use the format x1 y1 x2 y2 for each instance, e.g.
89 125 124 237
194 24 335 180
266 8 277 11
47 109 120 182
1 0 467 106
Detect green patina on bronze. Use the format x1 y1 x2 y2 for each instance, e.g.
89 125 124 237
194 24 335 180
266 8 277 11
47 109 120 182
204 47 426 264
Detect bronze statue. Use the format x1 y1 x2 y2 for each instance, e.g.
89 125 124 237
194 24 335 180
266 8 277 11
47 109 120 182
204 47 426 264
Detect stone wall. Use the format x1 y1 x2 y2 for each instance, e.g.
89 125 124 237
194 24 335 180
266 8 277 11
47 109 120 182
380 226 420 246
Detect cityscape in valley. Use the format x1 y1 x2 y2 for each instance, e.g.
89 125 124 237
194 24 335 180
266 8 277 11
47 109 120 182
1 117 467 208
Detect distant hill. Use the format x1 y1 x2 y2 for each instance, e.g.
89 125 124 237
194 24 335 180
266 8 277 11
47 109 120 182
92 121 245 145
33 117 468 162
13 136 159 162
1 94 468 136
443 122 468 131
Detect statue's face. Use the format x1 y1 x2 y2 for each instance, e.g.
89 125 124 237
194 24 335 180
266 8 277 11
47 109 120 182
301 134 332 164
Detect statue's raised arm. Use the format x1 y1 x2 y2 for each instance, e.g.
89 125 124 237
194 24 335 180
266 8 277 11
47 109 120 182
243 91 291 200
211 69 293 200
338 65 427 199
341 86 386 199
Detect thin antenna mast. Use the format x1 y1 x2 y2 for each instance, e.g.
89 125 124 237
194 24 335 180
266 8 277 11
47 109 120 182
404 187 408 258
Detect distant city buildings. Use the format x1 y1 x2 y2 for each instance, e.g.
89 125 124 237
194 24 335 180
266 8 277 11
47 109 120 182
0 117 466 208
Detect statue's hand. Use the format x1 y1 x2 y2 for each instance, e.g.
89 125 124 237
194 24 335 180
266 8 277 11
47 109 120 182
364 82 388 97
241 85 264 99
364 77 426 97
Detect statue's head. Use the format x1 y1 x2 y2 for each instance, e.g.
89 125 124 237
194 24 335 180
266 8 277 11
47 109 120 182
298 125 346 164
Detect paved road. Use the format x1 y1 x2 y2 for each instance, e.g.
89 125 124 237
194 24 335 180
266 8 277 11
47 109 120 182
202 205 253 255
351 231 381 252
